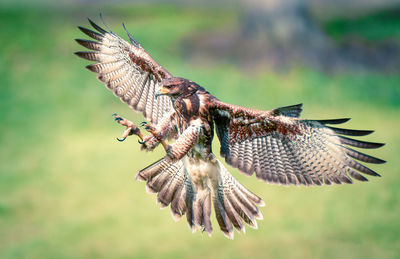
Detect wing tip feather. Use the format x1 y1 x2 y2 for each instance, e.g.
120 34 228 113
85 64 102 73
327 126 374 136
74 51 98 61
122 22 140 47
77 25 104 41
318 118 351 125
88 17 107 34
75 38 102 51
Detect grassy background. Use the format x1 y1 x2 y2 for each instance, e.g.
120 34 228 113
0 3 399 259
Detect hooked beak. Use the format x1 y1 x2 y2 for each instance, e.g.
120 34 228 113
155 87 168 99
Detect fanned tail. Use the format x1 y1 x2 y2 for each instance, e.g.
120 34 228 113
136 156 265 239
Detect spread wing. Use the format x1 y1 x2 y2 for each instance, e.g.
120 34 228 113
75 18 173 125
212 101 385 186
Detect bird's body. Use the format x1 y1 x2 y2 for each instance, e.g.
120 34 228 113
171 81 214 155
75 18 385 238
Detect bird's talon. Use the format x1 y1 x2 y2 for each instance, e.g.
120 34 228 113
140 121 147 127
114 117 123 122
112 113 118 117
117 137 126 142
138 140 145 144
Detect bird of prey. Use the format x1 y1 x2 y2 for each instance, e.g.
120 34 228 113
75 18 385 239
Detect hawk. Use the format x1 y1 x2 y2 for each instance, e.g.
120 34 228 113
75 18 385 239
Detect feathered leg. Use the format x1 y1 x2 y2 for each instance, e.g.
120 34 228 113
139 121 169 151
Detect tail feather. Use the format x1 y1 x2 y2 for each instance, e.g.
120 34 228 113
136 157 168 181
226 189 260 228
232 187 263 220
191 189 212 235
210 160 264 238
185 189 195 232
213 195 234 239
236 183 265 207
202 191 213 235
137 157 214 235
157 163 185 207
137 156 265 239
170 183 185 221
147 170 171 193
221 194 245 233
137 157 185 202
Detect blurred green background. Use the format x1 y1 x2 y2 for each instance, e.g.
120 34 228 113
0 1 399 258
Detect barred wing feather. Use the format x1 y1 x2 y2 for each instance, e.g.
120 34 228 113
75 19 173 125
213 102 385 186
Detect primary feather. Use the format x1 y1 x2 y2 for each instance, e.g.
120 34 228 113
75 19 172 125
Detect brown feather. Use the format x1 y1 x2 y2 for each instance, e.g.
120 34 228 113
213 195 234 239
78 26 103 41
74 51 100 61
76 19 173 125
339 136 384 149
75 39 102 51
88 18 107 34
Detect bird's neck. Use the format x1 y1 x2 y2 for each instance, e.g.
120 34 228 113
173 93 199 122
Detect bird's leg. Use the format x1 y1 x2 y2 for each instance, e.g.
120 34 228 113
113 113 144 142
140 121 169 151
112 114 169 152
161 120 203 162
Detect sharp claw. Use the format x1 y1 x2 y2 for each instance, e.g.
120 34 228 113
117 137 126 142
114 117 123 122
145 126 150 130
138 140 145 144
140 121 147 127
112 113 118 117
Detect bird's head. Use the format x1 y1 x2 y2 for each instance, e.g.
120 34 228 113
156 77 199 99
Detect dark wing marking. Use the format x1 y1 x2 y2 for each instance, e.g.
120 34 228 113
212 101 385 186
75 18 173 125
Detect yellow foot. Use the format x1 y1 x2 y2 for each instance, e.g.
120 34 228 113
112 113 143 142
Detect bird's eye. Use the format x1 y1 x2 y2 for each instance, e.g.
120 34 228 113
165 85 172 89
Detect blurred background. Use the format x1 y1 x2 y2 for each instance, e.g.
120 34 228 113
0 0 399 258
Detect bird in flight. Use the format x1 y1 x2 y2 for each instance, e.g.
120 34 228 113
75 18 385 239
